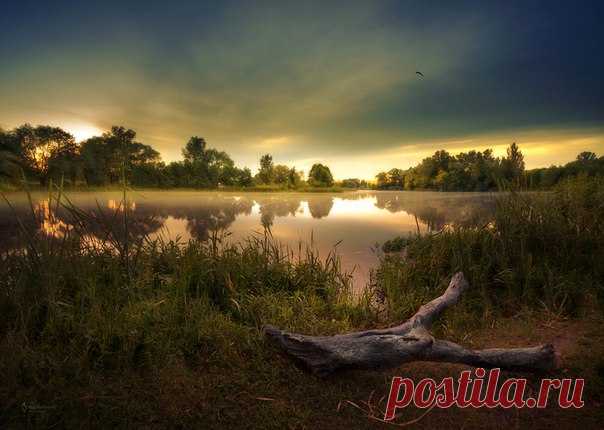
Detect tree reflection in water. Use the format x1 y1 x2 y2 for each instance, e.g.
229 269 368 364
307 196 334 219
374 191 495 231
0 191 496 253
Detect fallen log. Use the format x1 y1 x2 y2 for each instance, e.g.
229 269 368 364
263 272 556 376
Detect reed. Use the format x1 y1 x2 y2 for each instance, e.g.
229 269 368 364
376 175 604 332
1 176 602 427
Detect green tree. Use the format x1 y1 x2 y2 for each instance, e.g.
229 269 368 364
236 167 253 187
179 136 231 187
308 163 334 187
433 169 449 190
432 150 452 172
165 161 188 187
341 178 362 188
206 149 235 187
387 168 405 189
375 172 388 189
273 164 290 185
288 167 303 188
257 154 274 184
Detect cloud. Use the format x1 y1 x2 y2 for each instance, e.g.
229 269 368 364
0 1 602 177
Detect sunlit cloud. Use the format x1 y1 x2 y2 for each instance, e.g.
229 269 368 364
252 136 293 150
0 1 602 177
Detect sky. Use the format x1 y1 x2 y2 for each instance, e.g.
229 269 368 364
1 0 603 179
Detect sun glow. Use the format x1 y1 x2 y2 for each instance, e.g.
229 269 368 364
66 123 104 142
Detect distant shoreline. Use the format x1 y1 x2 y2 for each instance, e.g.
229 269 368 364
0 185 515 195
0 184 351 194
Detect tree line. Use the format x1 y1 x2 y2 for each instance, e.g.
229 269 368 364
2 124 601 191
375 143 604 191
0 124 338 189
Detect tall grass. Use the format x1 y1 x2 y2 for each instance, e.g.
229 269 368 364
375 175 604 331
0 188 377 426
1 177 602 426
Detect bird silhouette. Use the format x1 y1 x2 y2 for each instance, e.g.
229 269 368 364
416 71 424 78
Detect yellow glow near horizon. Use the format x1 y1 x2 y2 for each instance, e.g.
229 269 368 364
66 123 104 142
318 128 604 180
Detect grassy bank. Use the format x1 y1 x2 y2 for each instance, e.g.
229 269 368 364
0 203 377 427
377 176 604 329
1 177 603 428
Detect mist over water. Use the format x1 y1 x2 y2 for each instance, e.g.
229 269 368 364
0 190 496 287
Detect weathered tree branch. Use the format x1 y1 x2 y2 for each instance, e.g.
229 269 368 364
263 272 556 376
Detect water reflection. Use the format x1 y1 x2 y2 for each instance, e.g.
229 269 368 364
107 199 136 212
257 196 301 229
36 200 72 238
307 196 334 219
181 196 254 240
0 191 496 286
374 192 494 231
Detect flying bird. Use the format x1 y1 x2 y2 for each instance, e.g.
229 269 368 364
416 71 424 78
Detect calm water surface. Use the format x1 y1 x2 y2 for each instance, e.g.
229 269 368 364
0 190 496 287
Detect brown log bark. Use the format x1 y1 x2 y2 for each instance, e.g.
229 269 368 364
263 272 556 376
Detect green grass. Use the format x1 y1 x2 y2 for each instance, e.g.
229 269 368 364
0 194 377 427
1 176 603 428
377 176 604 332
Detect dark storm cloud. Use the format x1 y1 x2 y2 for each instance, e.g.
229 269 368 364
1 1 602 177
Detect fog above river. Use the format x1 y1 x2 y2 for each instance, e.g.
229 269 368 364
0 190 496 287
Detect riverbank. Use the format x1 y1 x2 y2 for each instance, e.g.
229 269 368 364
0 176 602 428
4 310 602 429
1 184 356 194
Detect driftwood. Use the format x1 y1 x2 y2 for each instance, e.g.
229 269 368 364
264 272 556 376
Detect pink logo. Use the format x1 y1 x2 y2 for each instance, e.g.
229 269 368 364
384 368 584 421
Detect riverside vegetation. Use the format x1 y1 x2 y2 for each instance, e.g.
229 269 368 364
0 175 603 428
0 125 343 191
2 123 603 192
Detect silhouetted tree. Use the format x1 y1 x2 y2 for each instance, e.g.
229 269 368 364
577 151 597 162
182 136 207 162
501 142 525 185
13 124 77 185
5 122 601 192
80 126 159 186
0 128 22 184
